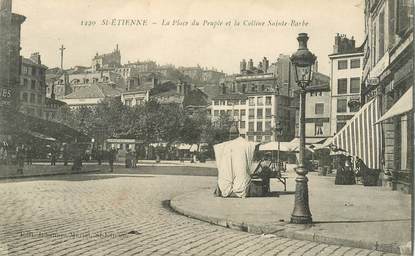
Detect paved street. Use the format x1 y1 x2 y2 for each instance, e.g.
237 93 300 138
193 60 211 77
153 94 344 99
0 167 397 256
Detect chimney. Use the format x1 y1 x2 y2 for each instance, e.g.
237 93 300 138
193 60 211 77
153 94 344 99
240 59 247 73
51 82 55 100
248 59 254 70
262 57 269 73
177 81 182 94
333 33 341 54
350 36 356 49
30 52 41 65
0 0 12 12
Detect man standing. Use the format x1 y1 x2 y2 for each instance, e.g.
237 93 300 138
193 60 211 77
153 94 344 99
108 146 116 172
16 144 24 174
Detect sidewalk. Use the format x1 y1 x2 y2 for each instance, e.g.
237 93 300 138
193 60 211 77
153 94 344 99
171 169 412 255
0 164 107 179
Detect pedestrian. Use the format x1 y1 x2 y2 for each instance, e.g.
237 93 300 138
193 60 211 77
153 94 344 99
50 145 57 166
63 143 69 166
108 147 116 172
16 144 24 174
25 145 32 166
135 148 139 168
96 146 102 165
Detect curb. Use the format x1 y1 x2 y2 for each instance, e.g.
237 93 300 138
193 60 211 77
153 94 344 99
0 168 105 180
170 193 409 255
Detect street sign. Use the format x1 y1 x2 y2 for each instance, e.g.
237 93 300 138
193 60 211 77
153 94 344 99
366 77 379 86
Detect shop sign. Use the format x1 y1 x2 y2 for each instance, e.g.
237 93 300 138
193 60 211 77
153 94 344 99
0 88 12 106
366 77 379 86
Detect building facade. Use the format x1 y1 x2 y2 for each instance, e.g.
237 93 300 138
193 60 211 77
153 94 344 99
19 53 48 118
304 85 331 140
361 0 413 192
211 93 295 143
0 0 25 113
329 34 364 135
91 44 121 71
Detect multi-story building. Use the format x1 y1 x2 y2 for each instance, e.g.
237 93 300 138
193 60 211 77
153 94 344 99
361 0 413 192
0 0 25 113
328 34 364 135
91 44 121 71
211 93 295 143
178 66 203 82
201 69 225 84
304 84 331 141
18 53 48 118
61 83 122 109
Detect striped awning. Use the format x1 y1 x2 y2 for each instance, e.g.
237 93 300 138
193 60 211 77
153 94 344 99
332 98 382 169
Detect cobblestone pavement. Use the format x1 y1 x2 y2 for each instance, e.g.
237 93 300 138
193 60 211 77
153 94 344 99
0 168 398 256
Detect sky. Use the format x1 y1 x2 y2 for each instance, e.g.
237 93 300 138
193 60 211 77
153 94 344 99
13 0 365 75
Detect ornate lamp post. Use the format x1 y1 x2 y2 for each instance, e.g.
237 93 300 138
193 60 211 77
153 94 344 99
290 33 316 224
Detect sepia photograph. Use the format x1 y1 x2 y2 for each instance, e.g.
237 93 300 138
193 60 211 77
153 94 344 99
0 0 413 255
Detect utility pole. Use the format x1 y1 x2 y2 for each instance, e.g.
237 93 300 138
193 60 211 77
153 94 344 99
59 45 66 70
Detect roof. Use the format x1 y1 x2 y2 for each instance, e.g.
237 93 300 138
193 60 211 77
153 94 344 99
64 84 122 99
22 57 48 69
306 84 331 92
212 93 248 100
45 97 67 106
183 89 208 107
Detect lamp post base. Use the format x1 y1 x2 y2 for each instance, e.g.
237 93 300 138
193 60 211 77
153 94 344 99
290 168 312 224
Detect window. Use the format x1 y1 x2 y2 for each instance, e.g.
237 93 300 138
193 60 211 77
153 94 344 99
242 84 247 93
350 78 360 93
240 109 246 116
240 121 245 129
213 110 219 116
350 59 360 69
337 99 348 113
265 96 272 105
30 93 35 103
338 60 348 70
257 109 263 119
248 97 255 106
226 101 232 106
256 122 263 131
233 110 239 117
249 109 255 118
226 110 232 116
378 10 385 59
257 97 264 106
315 123 324 136
348 98 361 112
315 103 324 115
337 79 347 94
23 78 28 88
31 80 36 90
248 136 254 142
31 67 36 76
264 136 271 142
22 93 28 102
248 122 254 131
37 95 42 104
256 136 263 142
396 0 414 35
265 108 272 118
240 99 246 105
265 121 272 131
336 122 346 132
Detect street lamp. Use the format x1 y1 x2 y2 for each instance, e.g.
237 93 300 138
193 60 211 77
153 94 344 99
290 33 316 224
